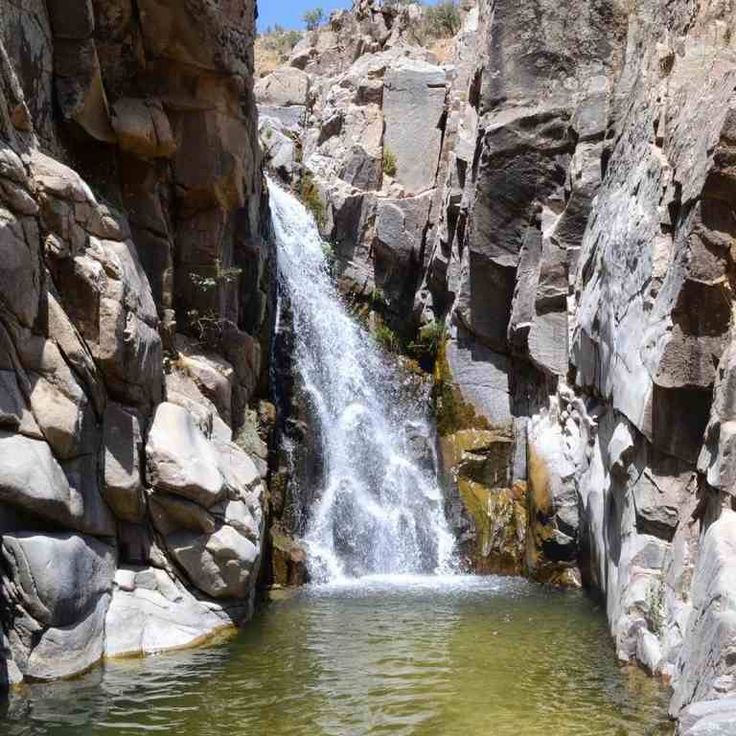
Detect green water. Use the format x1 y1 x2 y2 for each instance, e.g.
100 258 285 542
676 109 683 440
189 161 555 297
1 576 672 736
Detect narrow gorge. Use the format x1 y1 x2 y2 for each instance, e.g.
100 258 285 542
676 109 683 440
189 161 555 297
0 0 735 734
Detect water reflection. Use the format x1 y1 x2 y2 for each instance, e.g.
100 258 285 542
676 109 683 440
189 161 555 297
1 576 673 736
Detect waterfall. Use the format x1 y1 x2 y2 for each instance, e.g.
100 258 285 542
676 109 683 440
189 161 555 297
268 179 456 582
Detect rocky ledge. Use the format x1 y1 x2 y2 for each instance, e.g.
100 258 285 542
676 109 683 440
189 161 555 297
0 0 270 686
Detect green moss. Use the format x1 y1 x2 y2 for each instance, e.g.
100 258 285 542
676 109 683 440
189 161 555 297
298 173 325 228
432 342 490 436
646 576 666 636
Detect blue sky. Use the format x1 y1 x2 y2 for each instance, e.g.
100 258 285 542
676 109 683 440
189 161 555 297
257 1 444 32
257 0 352 31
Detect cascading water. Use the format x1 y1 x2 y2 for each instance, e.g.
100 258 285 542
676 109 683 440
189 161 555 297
268 178 456 582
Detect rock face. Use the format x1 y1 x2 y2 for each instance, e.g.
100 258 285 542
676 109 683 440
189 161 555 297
258 0 736 727
0 0 270 686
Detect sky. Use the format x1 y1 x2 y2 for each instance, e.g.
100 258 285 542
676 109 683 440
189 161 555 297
257 0 444 32
257 0 352 31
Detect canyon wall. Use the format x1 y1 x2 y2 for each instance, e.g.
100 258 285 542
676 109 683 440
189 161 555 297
257 0 736 729
0 0 271 686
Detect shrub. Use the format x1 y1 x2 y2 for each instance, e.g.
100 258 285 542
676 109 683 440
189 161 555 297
411 319 447 358
423 1 461 38
382 147 397 177
256 28 303 76
383 0 418 7
302 7 325 30
189 258 242 293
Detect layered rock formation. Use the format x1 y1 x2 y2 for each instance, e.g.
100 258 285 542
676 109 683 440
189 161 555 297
258 0 736 725
0 0 270 686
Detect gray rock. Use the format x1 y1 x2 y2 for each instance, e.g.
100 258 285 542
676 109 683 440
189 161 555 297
1 532 114 628
445 334 511 423
0 430 84 529
258 105 306 132
678 698 736 735
103 402 146 522
671 510 736 713
105 566 244 658
25 593 109 681
146 402 225 508
255 68 309 107
0 207 40 327
383 59 446 194
168 525 259 599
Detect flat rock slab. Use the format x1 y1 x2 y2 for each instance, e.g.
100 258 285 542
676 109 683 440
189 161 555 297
383 59 446 195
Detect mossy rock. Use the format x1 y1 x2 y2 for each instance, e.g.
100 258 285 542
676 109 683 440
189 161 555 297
270 527 308 587
457 479 528 575
432 342 491 436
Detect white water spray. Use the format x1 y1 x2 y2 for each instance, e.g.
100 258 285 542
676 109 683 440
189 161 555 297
268 179 455 582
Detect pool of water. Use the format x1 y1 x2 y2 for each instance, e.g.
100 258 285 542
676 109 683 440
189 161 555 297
1 575 672 736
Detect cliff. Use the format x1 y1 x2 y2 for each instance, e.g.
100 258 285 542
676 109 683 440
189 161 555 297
257 0 736 730
0 0 270 685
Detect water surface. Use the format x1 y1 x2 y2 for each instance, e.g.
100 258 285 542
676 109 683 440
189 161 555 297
1 576 672 736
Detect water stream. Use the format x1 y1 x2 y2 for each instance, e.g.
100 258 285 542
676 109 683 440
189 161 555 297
269 179 455 581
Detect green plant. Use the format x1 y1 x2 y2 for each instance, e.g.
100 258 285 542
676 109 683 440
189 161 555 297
423 1 461 38
299 173 325 227
302 7 325 30
382 147 397 177
410 319 447 358
189 259 242 293
383 0 418 8
374 322 402 353
369 287 388 310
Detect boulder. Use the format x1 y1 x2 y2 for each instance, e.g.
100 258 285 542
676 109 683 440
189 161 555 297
678 698 736 735
1 531 115 679
167 525 259 599
0 430 84 528
149 493 216 536
25 593 109 680
104 566 243 658
0 532 114 628
255 67 309 107
259 116 297 181
146 402 225 507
